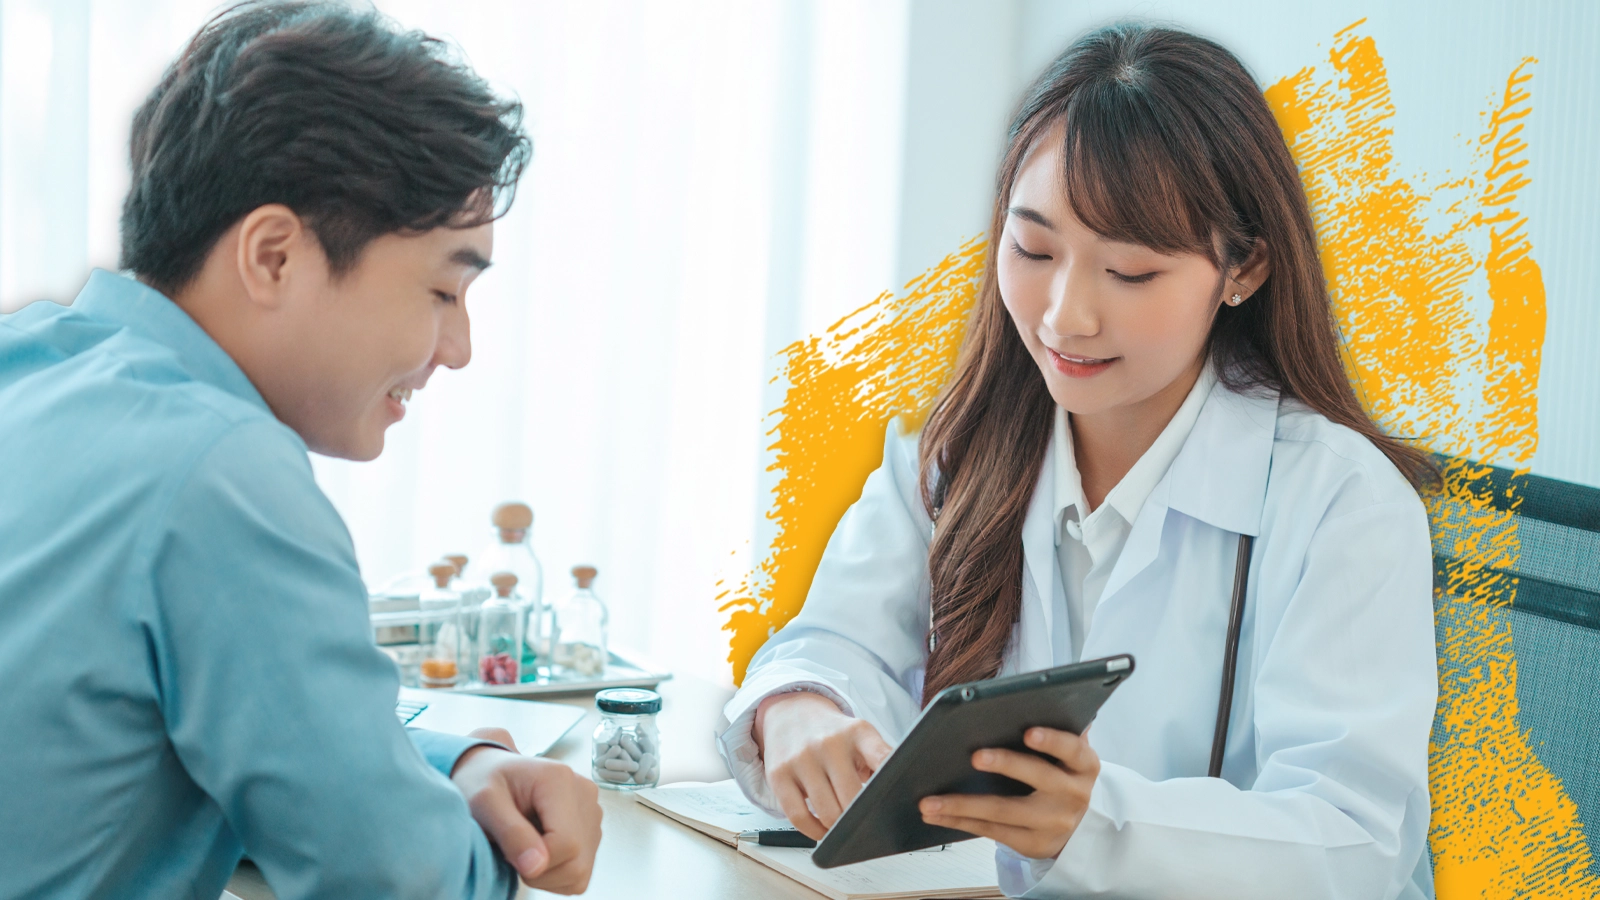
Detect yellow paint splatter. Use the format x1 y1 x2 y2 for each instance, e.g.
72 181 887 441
725 19 1586 891
717 238 984 684
1268 21 1586 895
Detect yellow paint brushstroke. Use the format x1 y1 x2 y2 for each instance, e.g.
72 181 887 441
1269 24 1584 897
718 238 984 684
727 19 1584 891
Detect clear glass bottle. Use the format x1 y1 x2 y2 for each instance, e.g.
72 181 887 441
418 561 462 689
552 565 608 679
592 688 661 789
469 502 545 681
445 553 490 663
477 572 524 686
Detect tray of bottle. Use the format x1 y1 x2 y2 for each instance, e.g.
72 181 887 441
452 648 672 697
375 637 672 697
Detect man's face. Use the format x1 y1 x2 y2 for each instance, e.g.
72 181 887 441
268 222 491 460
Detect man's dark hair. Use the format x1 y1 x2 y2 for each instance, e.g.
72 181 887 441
119 0 531 294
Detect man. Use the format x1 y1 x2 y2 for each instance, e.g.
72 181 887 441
0 2 601 897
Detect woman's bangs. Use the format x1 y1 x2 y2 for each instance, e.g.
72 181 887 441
1057 86 1214 259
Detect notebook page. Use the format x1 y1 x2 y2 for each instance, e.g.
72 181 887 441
738 838 1004 900
634 780 792 845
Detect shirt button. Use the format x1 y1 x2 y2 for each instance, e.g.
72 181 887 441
1065 520 1083 541
736 744 758 763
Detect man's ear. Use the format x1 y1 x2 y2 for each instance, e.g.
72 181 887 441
235 204 309 310
1228 239 1271 300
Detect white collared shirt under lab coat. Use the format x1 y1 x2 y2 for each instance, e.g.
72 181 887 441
716 377 1438 900
1054 364 1217 665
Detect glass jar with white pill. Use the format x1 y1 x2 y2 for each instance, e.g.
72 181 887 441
592 688 661 790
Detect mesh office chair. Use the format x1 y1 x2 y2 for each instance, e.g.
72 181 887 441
1429 459 1600 866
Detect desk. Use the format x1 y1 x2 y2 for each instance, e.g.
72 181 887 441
227 673 825 900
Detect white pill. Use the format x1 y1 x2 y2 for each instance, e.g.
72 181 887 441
637 752 657 773
639 766 658 784
602 757 640 773
597 768 632 784
620 735 641 759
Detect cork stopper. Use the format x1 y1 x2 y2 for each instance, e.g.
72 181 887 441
492 502 533 530
427 562 456 589
490 571 519 598
443 554 468 575
572 565 598 589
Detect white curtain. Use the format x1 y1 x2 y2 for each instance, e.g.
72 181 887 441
0 0 915 684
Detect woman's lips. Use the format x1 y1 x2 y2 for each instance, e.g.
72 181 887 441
1047 347 1117 378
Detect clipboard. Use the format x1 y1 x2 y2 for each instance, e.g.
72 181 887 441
811 654 1135 869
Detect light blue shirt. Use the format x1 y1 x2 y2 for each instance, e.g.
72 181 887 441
0 271 517 900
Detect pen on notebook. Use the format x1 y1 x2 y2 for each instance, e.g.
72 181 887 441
737 829 818 848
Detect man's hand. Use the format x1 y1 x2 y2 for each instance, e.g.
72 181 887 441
755 692 893 840
451 727 602 895
918 726 1099 860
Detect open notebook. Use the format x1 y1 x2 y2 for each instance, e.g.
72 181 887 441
635 781 1003 900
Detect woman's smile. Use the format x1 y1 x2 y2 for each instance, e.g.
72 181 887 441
1046 347 1118 378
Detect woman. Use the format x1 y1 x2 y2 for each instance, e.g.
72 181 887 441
716 23 1438 900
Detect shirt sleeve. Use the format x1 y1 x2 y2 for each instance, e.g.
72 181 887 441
1016 498 1437 900
717 420 934 810
146 420 518 900
407 729 506 778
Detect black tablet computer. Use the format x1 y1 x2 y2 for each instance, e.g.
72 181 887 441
810 654 1134 869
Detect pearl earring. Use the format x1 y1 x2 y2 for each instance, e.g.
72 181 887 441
1229 293 1244 306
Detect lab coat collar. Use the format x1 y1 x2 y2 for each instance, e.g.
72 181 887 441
1093 378 1278 607
1163 378 1279 537
1019 375 1279 635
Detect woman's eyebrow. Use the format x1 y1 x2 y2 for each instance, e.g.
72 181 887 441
1007 206 1056 231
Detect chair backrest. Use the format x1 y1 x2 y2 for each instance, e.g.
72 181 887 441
1429 461 1600 867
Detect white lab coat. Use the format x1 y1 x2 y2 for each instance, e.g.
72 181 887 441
717 379 1437 900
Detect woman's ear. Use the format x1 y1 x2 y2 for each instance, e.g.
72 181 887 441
1228 239 1271 300
234 203 310 310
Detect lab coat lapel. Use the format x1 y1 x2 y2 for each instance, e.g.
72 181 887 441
1165 383 1278 536
1096 379 1279 606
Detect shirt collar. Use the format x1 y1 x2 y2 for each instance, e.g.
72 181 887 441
1052 361 1219 542
70 269 270 415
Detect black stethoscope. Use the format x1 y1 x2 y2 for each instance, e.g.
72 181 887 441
928 475 1253 781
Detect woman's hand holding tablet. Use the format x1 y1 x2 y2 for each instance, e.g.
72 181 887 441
789 656 1132 869
918 726 1100 859
755 691 894 840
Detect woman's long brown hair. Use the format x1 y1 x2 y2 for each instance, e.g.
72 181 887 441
916 24 1437 702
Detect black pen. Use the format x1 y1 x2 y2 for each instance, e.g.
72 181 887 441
737 829 818 848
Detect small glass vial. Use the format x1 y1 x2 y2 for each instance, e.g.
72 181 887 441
552 565 608 679
419 562 462 689
592 688 661 790
477 572 524 686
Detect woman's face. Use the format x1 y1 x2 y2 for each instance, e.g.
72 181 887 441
997 130 1249 421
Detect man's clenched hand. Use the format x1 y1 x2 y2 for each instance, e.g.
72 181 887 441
452 727 603 894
